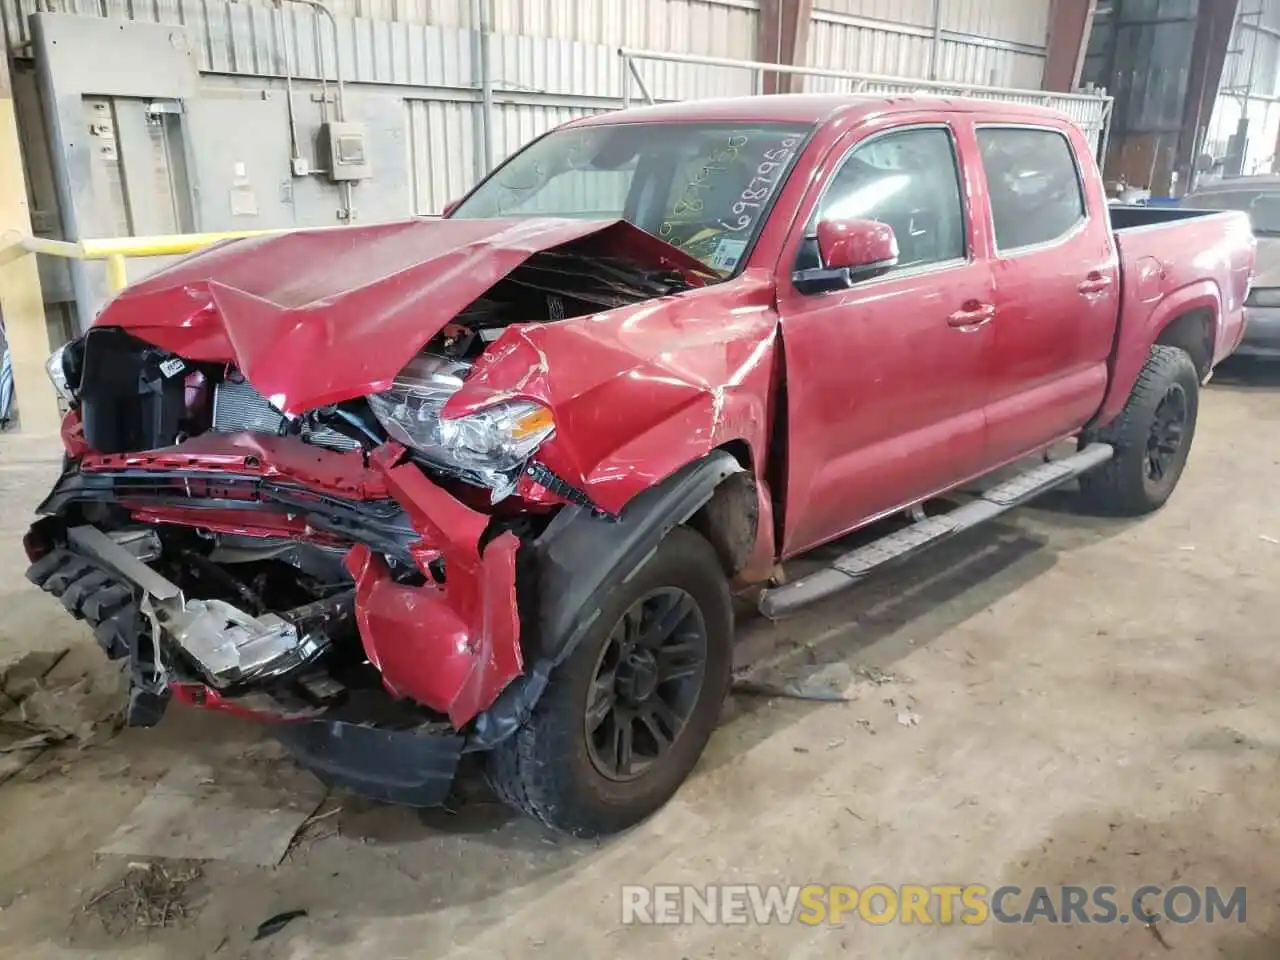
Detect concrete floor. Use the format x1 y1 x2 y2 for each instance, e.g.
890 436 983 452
1 365 1279 958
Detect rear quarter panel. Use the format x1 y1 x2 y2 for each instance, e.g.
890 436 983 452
1098 210 1254 426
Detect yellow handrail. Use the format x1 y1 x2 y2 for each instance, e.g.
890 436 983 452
80 228 305 259
0 226 346 291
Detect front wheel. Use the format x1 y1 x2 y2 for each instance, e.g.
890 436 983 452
485 526 732 837
1078 344 1200 516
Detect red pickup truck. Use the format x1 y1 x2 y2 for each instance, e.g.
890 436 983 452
24 95 1253 837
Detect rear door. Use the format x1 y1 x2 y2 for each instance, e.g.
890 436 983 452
776 115 997 557
974 123 1120 463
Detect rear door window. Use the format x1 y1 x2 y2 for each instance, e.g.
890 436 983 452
976 127 1086 252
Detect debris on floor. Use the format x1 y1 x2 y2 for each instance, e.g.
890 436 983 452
99 745 326 868
896 708 921 728
731 679 855 703
252 908 309 941
0 647 67 708
0 645 125 782
284 802 344 858
83 861 202 935
853 664 902 686
733 661 861 702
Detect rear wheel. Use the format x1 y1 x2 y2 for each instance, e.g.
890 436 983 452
1078 344 1200 516
485 526 732 837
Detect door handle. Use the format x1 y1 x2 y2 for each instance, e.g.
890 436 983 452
1078 273 1114 295
947 301 996 328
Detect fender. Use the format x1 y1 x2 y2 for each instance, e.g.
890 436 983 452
1095 278 1221 428
469 449 743 747
444 273 782 516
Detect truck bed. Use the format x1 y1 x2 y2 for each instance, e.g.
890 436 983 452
1107 204 1227 230
1095 206 1253 426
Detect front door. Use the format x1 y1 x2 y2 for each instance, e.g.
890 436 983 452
777 117 996 557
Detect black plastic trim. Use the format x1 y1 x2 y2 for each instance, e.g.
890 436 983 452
37 467 419 560
469 450 742 748
272 720 464 807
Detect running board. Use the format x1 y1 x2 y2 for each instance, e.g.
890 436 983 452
758 442 1114 620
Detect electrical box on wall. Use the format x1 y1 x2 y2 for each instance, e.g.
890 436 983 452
319 121 370 181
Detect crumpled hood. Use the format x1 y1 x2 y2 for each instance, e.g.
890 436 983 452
96 217 710 413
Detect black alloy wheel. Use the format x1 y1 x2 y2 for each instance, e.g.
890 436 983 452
1145 382 1188 487
1077 344 1200 516
484 526 733 837
584 587 707 782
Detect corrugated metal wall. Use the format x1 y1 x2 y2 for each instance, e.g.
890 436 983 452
0 0 760 67
1081 0 1203 192
4 0 1077 221
0 0 1064 112
1 0 762 214
404 98 476 215
330 0 760 56
485 0 759 57
1205 0 1280 174
807 0 1052 88
405 100 618 216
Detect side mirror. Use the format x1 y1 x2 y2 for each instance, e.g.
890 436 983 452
794 218 899 294
441 198 461 217
818 217 898 273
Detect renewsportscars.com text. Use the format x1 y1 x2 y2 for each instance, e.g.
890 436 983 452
621 883 1247 926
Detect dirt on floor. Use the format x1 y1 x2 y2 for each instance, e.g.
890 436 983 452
1 363 1279 959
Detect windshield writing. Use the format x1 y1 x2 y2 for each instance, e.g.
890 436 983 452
452 121 811 275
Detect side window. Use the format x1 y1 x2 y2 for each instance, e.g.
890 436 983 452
976 127 1086 252
801 127 967 274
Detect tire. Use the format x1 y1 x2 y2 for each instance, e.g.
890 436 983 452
485 526 733 837
1078 344 1200 516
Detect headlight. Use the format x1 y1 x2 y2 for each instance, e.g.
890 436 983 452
367 352 555 501
1247 286 1280 308
45 343 78 403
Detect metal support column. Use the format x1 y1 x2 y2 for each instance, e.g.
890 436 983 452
1179 0 1242 184
929 0 943 81
0 51 58 435
1043 0 1098 91
471 0 494 177
755 0 814 94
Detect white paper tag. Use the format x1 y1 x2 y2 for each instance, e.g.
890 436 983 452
709 237 748 272
159 357 186 378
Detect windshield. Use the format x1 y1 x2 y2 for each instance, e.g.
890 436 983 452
1185 188 1280 235
451 121 812 275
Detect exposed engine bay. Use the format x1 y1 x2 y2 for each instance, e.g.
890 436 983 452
62 241 690 463
25 516 375 727
28 226 701 746
436 245 693 358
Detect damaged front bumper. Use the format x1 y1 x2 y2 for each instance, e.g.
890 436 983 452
168 682 466 807
25 432 528 806
56 524 352 688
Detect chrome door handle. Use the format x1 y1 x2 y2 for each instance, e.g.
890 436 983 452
947 302 996 328
1078 273 1114 295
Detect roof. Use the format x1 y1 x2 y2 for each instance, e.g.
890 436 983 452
563 93 1072 129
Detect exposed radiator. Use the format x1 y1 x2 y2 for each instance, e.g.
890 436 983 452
212 379 362 453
